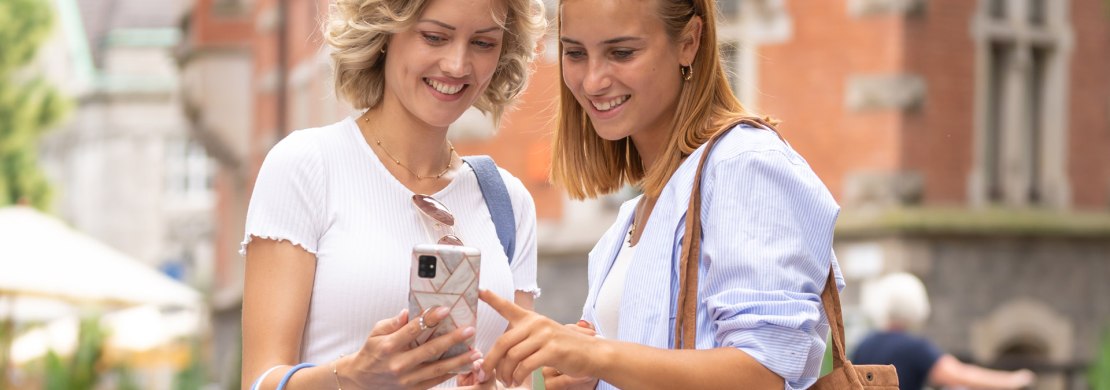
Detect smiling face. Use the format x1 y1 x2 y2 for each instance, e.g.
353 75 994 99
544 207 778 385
381 0 507 128
559 0 689 147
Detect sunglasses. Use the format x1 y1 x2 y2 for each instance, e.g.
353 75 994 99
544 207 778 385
412 194 464 246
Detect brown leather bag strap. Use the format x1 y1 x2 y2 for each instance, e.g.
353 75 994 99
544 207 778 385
821 267 849 369
673 118 773 349
672 131 714 349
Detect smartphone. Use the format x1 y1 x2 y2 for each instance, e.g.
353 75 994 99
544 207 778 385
408 244 481 366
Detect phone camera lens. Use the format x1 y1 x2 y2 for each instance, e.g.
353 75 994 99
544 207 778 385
418 255 437 278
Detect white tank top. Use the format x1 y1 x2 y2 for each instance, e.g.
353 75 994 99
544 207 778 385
594 226 636 339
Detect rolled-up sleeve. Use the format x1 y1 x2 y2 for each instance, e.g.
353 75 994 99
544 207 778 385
699 148 839 389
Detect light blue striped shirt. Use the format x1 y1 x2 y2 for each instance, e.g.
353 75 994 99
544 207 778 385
581 124 844 390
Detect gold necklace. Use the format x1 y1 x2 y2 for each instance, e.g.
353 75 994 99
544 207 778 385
628 197 648 245
629 217 642 245
364 117 456 180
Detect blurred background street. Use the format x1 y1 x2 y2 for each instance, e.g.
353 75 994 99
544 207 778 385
1 0 1109 388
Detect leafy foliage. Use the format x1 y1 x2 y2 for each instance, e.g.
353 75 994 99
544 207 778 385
0 0 69 209
174 340 206 390
44 317 107 390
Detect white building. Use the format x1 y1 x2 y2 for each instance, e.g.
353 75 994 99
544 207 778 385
38 0 215 293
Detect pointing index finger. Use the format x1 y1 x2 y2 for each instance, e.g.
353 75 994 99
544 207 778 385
479 289 527 322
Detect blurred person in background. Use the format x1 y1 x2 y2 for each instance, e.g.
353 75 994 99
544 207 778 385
852 272 1036 390
474 0 842 388
240 0 545 388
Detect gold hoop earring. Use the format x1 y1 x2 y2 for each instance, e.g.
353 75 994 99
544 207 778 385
680 65 693 81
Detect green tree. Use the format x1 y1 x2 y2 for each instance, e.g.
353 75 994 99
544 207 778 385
0 0 69 210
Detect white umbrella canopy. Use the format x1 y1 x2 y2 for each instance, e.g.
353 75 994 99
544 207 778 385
0 206 202 310
0 296 76 322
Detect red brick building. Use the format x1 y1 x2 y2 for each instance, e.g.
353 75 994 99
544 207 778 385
760 0 1110 211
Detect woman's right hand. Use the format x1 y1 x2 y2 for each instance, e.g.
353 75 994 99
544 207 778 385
339 307 483 390
541 321 600 390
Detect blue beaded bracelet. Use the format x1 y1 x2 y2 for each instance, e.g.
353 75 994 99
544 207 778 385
276 362 317 390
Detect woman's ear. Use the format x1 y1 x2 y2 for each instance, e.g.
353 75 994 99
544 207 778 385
679 15 703 66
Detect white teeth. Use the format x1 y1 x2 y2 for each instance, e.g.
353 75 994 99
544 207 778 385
591 95 628 111
425 78 464 95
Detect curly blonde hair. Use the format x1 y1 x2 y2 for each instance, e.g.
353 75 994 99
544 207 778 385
325 0 546 123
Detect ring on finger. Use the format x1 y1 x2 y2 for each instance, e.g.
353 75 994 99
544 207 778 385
418 316 429 331
420 307 442 329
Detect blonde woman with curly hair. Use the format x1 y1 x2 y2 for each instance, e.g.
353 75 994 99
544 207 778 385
476 0 842 388
240 0 546 388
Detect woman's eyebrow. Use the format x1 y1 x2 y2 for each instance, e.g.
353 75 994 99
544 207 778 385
560 37 583 45
602 37 642 44
560 36 643 45
418 19 502 34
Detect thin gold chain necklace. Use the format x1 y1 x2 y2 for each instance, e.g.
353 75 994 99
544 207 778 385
364 117 456 180
628 197 647 245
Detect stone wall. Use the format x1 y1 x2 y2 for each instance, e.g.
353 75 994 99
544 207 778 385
838 232 1110 389
919 236 1110 364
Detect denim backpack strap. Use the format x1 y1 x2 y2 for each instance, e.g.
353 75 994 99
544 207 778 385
462 155 516 264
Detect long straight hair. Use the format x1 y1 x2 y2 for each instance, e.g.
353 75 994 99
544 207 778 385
550 0 775 200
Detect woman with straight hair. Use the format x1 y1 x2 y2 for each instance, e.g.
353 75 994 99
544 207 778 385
476 0 841 388
240 0 545 388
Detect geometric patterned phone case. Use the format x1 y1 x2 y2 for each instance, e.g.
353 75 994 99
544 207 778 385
408 244 481 364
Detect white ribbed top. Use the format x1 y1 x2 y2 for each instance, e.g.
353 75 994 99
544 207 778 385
241 117 538 387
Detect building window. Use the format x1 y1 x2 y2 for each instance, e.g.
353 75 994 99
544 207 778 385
719 40 743 97
718 0 742 18
714 1 793 108
716 1 750 103
1027 0 1045 26
1026 46 1049 203
989 0 1007 19
213 0 248 16
983 41 1009 202
717 0 743 97
166 138 214 206
973 0 1070 208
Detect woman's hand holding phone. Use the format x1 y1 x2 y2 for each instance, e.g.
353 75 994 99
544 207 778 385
333 242 485 389
336 307 482 390
408 244 482 365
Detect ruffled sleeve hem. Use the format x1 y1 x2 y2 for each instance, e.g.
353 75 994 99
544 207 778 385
240 233 318 257
516 286 542 300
